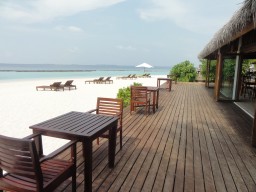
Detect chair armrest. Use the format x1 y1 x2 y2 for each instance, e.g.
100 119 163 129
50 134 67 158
86 109 97 113
23 133 43 157
23 133 42 139
40 140 77 163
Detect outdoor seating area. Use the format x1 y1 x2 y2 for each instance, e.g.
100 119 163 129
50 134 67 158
13 82 255 191
240 73 256 100
1 82 256 192
36 80 77 91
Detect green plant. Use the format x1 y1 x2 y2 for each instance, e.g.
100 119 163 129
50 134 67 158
200 59 216 82
117 82 142 107
170 60 197 82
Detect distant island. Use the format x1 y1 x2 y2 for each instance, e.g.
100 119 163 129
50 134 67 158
0 70 96 72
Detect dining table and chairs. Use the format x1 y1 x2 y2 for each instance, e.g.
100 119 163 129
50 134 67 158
130 85 160 114
29 111 119 192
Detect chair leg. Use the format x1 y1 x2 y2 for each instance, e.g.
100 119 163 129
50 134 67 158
130 102 133 114
97 138 99 145
120 129 122 149
72 172 76 192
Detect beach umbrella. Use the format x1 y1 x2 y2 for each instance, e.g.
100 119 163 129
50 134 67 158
136 63 153 73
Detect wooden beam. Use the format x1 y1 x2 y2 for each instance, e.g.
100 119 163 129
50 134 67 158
231 22 255 43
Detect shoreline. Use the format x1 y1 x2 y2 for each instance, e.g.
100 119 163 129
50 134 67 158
0 75 166 154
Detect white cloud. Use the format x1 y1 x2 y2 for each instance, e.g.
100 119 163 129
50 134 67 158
139 0 242 34
55 26 83 32
0 0 125 23
139 0 188 21
68 26 83 32
68 47 80 53
117 45 137 51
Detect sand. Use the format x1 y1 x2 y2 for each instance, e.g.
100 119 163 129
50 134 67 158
0 75 165 154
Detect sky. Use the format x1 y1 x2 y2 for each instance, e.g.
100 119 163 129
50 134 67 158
0 0 244 67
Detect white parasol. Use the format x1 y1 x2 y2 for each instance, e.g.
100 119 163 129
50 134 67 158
136 63 153 73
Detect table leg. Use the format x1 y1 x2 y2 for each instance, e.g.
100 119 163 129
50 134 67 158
168 80 172 92
109 121 117 168
83 140 92 192
156 90 159 109
152 91 156 113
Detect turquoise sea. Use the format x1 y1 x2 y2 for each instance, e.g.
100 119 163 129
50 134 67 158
0 64 170 81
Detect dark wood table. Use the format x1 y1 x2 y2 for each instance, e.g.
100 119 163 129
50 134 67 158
29 111 118 192
147 86 160 113
157 78 172 92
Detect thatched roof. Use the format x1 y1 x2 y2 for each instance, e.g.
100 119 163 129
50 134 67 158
198 0 256 59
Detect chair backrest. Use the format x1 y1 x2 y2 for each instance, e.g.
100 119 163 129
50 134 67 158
105 77 111 81
96 97 123 127
130 86 148 102
51 82 62 87
64 80 73 86
0 135 43 189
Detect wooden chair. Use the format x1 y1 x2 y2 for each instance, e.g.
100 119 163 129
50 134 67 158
0 134 77 192
130 86 151 115
87 97 123 149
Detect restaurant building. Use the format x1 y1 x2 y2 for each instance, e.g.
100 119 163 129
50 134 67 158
198 0 256 145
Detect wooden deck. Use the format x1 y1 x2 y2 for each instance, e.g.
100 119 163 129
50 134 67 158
57 82 256 192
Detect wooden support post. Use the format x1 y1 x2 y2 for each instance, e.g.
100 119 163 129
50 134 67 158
214 50 223 101
205 59 210 87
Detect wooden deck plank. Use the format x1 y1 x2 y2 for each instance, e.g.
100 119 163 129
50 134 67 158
142 88 183 191
53 82 256 192
184 86 195 192
172 84 187 192
195 85 226 192
191 86 205 192
200 93 237 192
119 91 173 191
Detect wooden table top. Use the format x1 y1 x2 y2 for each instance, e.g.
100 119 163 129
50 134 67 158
30 111 118 139
147 86 160 91
157 77 172 80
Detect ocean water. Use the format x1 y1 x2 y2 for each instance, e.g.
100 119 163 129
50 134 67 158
0 64 170 81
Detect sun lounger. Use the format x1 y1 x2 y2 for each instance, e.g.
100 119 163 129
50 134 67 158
138 73 151 78
117 74 132 79
85 77 104 84
102 77 113 84
60 80 76 90
36 82 63 91
129 74 137 79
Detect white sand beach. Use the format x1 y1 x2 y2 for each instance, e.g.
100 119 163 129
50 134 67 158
0 75 165 154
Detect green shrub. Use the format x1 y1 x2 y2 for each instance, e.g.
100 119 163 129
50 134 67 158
117 82 142 107
170 60 197 82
